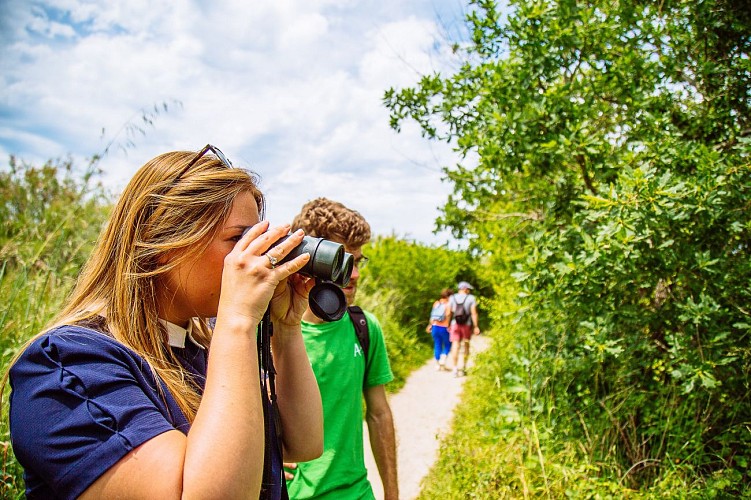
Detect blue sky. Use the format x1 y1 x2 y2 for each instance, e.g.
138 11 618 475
0 0 473 246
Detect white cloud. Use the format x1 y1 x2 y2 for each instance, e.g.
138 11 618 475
0 0 468 246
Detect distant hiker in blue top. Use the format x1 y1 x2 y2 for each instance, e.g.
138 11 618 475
6 145 323 499
426 288 453 371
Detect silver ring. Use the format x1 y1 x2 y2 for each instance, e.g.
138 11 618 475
266 253 279 268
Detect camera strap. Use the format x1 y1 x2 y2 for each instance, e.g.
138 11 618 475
258 308 289 500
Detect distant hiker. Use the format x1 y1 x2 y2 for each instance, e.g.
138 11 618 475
285 197 398 500
448 281 480 377
426 288 453 371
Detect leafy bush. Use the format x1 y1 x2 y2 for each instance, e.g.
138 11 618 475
518 157 751 488
387 0 751 494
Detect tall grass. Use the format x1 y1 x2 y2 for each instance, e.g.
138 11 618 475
0 157 110 497
416 325 637 498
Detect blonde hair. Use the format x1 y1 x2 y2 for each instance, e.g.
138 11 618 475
291 197 370 248
9 149 264 422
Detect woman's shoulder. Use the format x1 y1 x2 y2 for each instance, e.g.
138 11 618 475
42 321 113 342
10 323 152 391
21 322 133 363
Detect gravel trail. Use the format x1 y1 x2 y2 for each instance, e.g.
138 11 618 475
364 334 492 499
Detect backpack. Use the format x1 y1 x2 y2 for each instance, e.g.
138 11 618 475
348 306 370 386
453 295 470 325
430 301 446 322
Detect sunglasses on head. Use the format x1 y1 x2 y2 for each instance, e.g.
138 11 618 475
173 144 268 220
174 144 233 183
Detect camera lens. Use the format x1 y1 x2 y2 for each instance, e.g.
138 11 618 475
333 253 353 287
258 231 353 321
274 235 346 283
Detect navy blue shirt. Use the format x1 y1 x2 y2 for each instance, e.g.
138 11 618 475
9 322 282 499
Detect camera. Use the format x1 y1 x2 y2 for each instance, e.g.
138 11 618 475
271 235 353 287
270 234 354 321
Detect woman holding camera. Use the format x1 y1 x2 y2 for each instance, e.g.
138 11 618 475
6 145 323 499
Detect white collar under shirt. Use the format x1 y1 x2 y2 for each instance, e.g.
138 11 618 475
159 319 205 350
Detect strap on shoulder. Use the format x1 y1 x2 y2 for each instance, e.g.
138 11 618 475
348 305 370 383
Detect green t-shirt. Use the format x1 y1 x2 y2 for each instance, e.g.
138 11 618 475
286 309 394 499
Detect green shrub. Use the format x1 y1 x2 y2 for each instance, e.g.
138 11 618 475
516 158 751 488
356 286 430 391
386 0 751 494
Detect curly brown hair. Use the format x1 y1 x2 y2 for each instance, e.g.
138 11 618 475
291 197 370 248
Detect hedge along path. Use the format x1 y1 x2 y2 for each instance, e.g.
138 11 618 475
364 334 492 500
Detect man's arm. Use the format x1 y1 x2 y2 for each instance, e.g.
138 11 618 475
363 384 399 500
471 302 480 334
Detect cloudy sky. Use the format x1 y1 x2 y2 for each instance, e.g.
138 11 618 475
0 0 473 247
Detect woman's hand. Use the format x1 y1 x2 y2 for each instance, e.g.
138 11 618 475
217 222 310 328
269 272 315 327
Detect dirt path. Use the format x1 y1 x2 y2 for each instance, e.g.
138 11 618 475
363 334 492 499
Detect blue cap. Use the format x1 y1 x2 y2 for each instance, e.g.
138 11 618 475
457 281 473 290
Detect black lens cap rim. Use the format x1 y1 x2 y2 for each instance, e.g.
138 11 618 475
308 281 347 321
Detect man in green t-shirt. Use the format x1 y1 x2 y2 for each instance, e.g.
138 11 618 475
284 197 398 500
